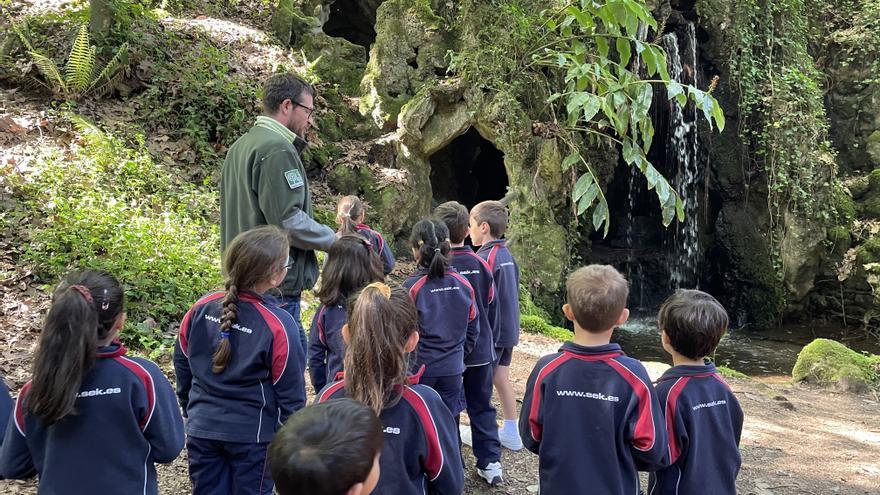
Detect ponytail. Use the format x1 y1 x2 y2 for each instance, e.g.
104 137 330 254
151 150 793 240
409 218 450 279
344 283 418 414
336 195 365 236
28 270 124 424
217 226 289 374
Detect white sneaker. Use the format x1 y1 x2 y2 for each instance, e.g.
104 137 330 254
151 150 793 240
459 424 473 447
498 427 523 451
477 461 503 486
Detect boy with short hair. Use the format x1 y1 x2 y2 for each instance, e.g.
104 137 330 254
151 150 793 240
268 398 383 495
519 265 667 494
647 289 744 495
469 200 522 451
434 201 503 485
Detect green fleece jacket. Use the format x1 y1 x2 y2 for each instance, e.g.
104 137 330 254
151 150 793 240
220 118 335 296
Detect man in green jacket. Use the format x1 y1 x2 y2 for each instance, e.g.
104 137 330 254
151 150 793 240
220 73 335 351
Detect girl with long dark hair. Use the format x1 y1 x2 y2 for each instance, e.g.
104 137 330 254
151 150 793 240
174 225 306 494
0 270 184 493
316 283 463 494
402 218 479 415
308 234 383 392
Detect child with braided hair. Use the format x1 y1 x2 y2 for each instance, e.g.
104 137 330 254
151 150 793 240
0 270 184 493
336 195 395 275
174 225 306 495
403 218 479 416
316 282 463 494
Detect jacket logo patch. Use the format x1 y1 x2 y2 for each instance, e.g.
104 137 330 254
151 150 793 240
284 169 304 189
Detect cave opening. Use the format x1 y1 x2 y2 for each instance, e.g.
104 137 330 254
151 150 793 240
429 127 508 210
322 0 384 54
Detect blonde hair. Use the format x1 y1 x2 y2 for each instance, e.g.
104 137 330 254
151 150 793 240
336 195 365 235
566 265 629 332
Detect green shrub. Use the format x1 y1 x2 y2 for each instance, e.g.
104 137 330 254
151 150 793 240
14 117 221 355
520 314 571 341
519 284 550 320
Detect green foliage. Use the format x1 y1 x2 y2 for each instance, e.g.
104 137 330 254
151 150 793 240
727 0 837 239
15 23 129 99
520 314 572 341
520 283 551 320
447 0 724 235
139 38 256 162
10 116 221 355
792 338 880 389
716 365 749 379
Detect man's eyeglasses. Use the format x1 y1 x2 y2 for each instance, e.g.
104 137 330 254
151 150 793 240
282 256 294 270
292 101 315 118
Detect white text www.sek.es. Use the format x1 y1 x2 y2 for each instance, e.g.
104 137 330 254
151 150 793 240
556 390 620 402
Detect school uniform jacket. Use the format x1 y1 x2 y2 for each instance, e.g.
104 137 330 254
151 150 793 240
476 240 520 348
316 372 464 495
0 342 184 494
307 302 347 392
403 268 478 377
174 290 306 444
0 378 12 448
519 342 668 495
449 246 497 366
647 363 743 495
354 223 396 275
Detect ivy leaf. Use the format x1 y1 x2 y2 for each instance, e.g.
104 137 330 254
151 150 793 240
562 152 580 170
616 37 631 67
592 198 609 236
573 172 593 201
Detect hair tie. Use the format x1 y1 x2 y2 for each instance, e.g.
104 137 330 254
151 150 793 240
434 248 441 253
220 331 230 339
366 282 391 299
362 238 372 251
101 288 110 311
69 285 93 304
418 240 424 246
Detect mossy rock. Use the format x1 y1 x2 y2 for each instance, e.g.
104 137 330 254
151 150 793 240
792 338 880 393
716 365 749 380
826 225 852 257
867 130 880 167
859 168 880 218
855 236 880 266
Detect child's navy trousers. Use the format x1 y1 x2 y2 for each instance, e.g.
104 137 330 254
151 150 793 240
463 363 501 468
187 436 273 495
420 374 464 416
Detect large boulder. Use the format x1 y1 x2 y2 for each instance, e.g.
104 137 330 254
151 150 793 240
792 338 880 393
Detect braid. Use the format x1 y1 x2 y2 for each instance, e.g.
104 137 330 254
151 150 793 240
213 284 238 373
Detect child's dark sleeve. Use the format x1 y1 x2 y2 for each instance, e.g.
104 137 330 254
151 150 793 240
0 387 36 479
141 361 185 463
624 366 669 471
463 283 479 358
519 360 543 454
172 308 195 416
422 389 465 495
0 378 12 442
307 308 329 392
273 315 307 423
378 234 395 275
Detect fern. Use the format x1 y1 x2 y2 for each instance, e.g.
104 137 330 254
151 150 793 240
16 23 128 100
66 25 96 94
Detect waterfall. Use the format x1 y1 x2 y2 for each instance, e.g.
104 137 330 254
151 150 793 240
663 23 701 289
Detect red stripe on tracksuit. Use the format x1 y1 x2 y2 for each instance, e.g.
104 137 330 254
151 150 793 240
664 377 689 464
607 358 657 451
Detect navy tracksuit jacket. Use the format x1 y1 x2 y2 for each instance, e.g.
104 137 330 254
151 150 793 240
317 374 464 495
403 268 478 377
476 239 520 348
519 342 668 495
355 223 395 275
0 378 11 448
0 342 184 494
647 363 743 495
174 291 306 443
449 246 501 467
307 302 347 392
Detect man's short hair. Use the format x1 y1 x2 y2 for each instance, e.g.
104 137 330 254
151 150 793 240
566 265 629 332
434 201 469 244
269 398 383 495
658 289 729 360
263 73 315 114
470 200 509 238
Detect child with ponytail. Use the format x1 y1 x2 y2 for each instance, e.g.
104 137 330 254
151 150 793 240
0 270 184 493
316 283 463 494
174 225 306 495
308 234 383 392
336 195 395 275
403 218 479 415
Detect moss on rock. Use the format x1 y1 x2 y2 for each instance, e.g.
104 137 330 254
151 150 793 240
716 366 749 379
860 168 880 218
792 338 880 392
520 314 572 341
